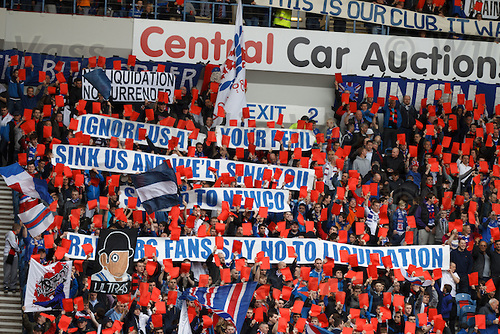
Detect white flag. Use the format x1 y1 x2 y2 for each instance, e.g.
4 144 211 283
24 261 73 313
214 0 246 125
179 300 193 334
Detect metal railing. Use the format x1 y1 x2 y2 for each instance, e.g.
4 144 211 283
1 0 366 33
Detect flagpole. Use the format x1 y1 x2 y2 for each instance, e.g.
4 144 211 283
213 0 247 126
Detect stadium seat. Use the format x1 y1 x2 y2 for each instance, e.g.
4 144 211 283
455 293 473 303
456 293 476 308
466 317 476 334
459 305 476 327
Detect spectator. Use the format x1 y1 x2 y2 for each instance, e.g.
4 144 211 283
450 238 473 292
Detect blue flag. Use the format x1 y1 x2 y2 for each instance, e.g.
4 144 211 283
83 69 112 100
130 162 181 214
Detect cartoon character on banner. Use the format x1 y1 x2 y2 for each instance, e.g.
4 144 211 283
91 230 134 282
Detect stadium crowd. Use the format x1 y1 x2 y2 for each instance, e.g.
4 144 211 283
2 54 500 334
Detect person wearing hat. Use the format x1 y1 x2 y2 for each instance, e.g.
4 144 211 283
91 230 134 282
73 317 89 334
287 221 304 238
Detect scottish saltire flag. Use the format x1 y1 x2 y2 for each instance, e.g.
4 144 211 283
182 281 257 333
306 324 333 334
19 202 54 237
214 0 246 125
130 161 181 214
0 163 53 204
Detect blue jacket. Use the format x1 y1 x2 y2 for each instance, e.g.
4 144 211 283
84 170 104 201
6 67 34 99
382 105 402 129
478 304 499 334
21 87 45 110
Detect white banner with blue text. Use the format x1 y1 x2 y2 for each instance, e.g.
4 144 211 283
76 114 206 150
254 0 498 37
65 234 450 269
216 126 316 150
120 186 291 212
51 145 314 191
180 188 291 212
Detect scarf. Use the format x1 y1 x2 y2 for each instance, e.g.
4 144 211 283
426 203 436 227
389 108 397 127
395 209 407 233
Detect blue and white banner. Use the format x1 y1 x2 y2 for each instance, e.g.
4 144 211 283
255 0 498 37
82 69 175 102
216 126 316 150
65 234 450 269
247 102 326 125
76 114 202 150
340 75 500 117
0 49 203 89
51 145 314 190
180 188 291 213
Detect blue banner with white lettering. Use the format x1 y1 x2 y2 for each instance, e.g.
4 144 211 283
0 49 203 89
339 75 500 117
65 234 450 269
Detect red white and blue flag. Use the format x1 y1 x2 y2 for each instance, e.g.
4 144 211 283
0 163 53 204
306 324 334 334
19 195 39 213
182 281 257 333
214 0 247 125
19 202 54 237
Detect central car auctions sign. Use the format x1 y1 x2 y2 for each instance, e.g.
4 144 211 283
133 20 500 84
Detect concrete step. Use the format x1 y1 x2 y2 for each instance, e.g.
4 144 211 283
0 326 23 333
0 185 22 331
0 315 22 323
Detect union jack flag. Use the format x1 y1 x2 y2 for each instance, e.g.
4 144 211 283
338 82 362 102
182 281 257 333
